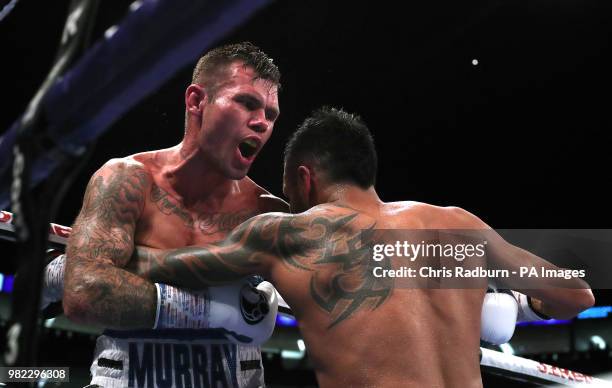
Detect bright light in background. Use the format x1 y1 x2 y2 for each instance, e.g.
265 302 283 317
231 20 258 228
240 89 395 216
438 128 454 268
516 319 571 327
499 343 514 355
281 339 307 360
281 350 305 360
104 25 118 40
590 335 607 351
276 313 298 327
0 273 13 293
472 59 479 66
578 306 612 319
511 306 611 325
44 318 56 328
297 339 306 352
129 0 143 12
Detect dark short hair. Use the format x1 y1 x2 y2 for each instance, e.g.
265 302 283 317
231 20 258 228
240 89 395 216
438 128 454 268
192 42 281 97
284 107 377 189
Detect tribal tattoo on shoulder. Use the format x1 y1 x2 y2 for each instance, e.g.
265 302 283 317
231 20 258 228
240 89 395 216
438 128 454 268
303 215 392 328
138 209 393 328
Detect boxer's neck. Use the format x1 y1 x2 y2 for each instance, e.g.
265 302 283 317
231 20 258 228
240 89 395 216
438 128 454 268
322 184 382 213
161 145 239 207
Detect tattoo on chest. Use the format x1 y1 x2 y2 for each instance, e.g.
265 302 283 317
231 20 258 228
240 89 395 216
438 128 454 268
150 185 257 234
195 211 258 235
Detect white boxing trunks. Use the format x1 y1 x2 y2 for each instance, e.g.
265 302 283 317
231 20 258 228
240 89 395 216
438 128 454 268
90 329 265 388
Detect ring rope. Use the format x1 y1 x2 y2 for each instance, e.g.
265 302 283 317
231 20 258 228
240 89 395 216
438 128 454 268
0 0 19 23
0 209 609 386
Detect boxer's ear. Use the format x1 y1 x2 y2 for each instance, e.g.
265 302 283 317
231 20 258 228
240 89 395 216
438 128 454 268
185 84 207 117
297 165 311 191
297 165 312 205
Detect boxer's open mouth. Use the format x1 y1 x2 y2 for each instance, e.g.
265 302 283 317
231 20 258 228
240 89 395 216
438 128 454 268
239 139 258 158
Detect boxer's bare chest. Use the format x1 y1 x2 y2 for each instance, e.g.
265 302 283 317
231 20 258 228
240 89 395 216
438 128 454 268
134 182 263 249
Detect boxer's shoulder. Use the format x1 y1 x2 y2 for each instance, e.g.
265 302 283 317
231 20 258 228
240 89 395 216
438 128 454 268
94 155 161 195
435 205 488 229
383 201 485 229
94 156 153 182
84 157 154 208
243 177 289 213
258 193 289 213
385 200 445 212
289 203 366 228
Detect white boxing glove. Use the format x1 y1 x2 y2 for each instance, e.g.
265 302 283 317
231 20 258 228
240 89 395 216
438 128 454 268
154 278 279 345
480 289 518 345
209 279 278 345
41 252 65 311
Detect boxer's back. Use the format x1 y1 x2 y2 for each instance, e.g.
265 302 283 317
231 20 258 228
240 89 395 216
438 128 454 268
272 201 485 388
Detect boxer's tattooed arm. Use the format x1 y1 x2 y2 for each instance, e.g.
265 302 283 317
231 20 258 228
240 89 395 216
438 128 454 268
126 246 167 279
133 209 392 328
63 160 157 329
139 213 290 287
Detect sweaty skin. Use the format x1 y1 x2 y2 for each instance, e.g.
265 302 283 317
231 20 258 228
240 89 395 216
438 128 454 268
63 62 286 329
129 195 594 388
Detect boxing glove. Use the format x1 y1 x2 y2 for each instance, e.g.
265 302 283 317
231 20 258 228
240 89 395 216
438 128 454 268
155 277 279 345
480 289 518 345
40 251 65 318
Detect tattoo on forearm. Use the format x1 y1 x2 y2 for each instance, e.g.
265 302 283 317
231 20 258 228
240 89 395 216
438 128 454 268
138 210 393 328
143 215 282 286
128 246 175 282
67 255 157 328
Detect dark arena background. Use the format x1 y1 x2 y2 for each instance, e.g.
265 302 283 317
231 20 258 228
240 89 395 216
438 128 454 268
0 0 611 386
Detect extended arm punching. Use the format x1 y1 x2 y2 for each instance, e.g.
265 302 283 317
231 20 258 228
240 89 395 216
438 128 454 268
133 212 295 288
450 207 595 319
129 207 397 329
